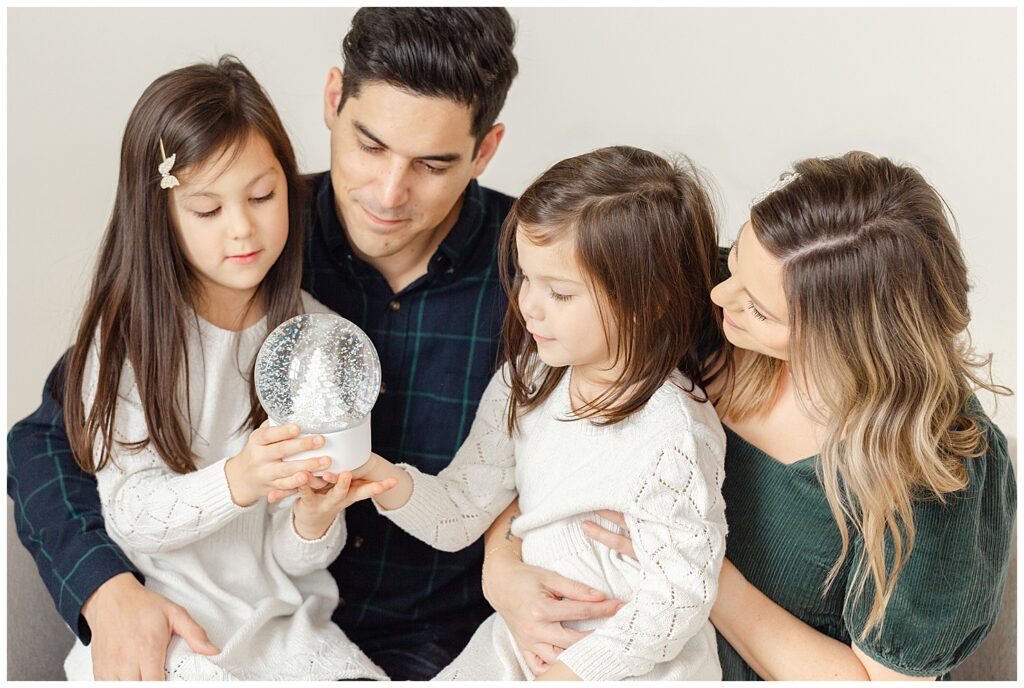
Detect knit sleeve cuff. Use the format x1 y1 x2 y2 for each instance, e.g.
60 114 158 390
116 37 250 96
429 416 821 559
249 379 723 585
557 635 633 681
270 501 346 577
372 463 454 547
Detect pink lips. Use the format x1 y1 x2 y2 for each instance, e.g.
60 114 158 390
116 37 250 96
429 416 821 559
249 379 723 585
722 311 745 331
226 250 262 264
530 332 555 343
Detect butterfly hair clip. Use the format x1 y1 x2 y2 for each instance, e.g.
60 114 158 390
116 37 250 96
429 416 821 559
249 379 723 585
158 137 180 189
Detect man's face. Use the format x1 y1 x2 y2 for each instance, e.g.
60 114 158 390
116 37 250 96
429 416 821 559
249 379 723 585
323 74 502 267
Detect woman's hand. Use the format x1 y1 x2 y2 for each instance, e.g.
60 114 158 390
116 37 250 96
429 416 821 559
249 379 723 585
291 470 397 540
581 509 636 560
224 422 332 507
82 572 219 680
483 546 624 673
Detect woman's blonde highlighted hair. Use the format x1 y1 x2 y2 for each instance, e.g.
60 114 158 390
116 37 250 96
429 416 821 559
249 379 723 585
718 151 1011 641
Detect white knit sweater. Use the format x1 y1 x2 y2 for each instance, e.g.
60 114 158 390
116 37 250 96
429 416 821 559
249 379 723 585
377 364 727 681
63 291 387 681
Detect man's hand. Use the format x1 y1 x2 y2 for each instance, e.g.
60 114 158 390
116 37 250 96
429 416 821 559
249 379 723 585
482 547 624 675
81 572 219 680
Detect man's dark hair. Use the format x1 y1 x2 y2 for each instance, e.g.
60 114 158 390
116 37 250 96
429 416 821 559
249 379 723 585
340 8 518 154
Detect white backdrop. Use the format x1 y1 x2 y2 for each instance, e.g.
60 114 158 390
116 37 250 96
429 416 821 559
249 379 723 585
7 8 1016 439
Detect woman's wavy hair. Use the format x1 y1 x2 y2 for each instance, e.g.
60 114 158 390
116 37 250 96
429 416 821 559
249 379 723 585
64 56 307 475
499 146 724 433
717 151 1011 641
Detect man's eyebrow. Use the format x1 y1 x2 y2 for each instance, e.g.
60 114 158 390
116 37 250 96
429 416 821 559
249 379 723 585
353 121 462 164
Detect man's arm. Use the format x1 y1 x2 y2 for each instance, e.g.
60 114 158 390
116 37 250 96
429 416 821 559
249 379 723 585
6 352 141 641
8 352 219 680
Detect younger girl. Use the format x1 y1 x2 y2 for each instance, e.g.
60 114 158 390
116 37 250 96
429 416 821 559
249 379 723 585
491 152 1015 681
349 146 729 680
60 57 392 680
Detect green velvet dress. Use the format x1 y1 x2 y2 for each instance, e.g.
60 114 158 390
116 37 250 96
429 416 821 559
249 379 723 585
716 399 1015 679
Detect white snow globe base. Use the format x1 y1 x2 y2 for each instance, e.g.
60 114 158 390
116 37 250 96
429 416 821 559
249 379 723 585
273 414 372 476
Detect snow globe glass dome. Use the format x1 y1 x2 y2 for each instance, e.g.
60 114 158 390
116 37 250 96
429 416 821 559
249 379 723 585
255 313 381 475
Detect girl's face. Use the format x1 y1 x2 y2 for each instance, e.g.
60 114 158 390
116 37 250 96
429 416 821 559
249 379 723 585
710 221 791 360
170 132 289 312
515 227 619 383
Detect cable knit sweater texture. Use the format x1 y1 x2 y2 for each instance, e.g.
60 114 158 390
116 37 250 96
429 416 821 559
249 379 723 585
63 291 387 681
377 365 728 681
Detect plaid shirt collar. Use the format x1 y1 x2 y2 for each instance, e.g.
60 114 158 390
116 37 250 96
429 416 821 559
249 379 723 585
314 173 488 286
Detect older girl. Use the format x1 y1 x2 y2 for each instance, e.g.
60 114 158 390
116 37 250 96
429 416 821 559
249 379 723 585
60 57 393 680
484 151 1015 680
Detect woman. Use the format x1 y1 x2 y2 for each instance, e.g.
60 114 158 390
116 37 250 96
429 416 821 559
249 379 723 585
480 151 1015 680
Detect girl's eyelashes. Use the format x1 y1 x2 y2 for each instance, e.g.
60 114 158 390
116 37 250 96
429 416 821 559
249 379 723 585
549 290 573 303
191 191 275 219
746 300 767 321
358 141 383 155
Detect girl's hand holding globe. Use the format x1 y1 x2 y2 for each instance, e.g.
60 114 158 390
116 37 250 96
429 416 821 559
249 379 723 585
224 422 333 507
254 313 382 489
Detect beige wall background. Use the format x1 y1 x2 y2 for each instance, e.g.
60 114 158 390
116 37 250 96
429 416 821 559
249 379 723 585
8 7 1016 438
5 8 1017 682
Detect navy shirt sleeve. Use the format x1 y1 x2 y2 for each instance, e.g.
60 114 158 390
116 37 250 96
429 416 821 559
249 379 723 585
6 352 142 642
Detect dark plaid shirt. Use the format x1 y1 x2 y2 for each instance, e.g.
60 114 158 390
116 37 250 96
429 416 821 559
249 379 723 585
7 171 514 653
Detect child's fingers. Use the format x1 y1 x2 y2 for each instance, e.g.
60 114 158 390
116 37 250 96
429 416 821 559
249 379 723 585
345 477 397 504
268 487 298 503
307 474 331 490
273 470 311 491
270 456 331 479
253 423 301 445
328 472 354 498
266 434 326 460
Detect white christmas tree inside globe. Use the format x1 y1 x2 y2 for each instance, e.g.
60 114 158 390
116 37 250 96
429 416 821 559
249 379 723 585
255 313 381 475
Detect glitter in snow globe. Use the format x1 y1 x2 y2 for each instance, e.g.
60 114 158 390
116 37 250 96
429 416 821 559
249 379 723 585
255 313 381 475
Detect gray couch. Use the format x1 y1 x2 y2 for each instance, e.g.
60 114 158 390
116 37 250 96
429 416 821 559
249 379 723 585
7 501 1017 680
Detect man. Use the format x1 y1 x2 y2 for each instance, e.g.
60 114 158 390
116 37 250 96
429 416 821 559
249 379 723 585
9 8 518 680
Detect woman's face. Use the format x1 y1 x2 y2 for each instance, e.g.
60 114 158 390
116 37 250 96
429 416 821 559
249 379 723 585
710 221 791 360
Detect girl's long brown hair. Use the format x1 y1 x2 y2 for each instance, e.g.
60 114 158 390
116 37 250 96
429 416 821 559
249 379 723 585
498 146 724 433
64 56 307 475
717 151 1011 640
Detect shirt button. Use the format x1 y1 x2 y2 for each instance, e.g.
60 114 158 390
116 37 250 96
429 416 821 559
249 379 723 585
346 253 354 261
389 300 400 311
353 535 365 548
379 382 387 394
337 597 346 608
446 267 455 274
